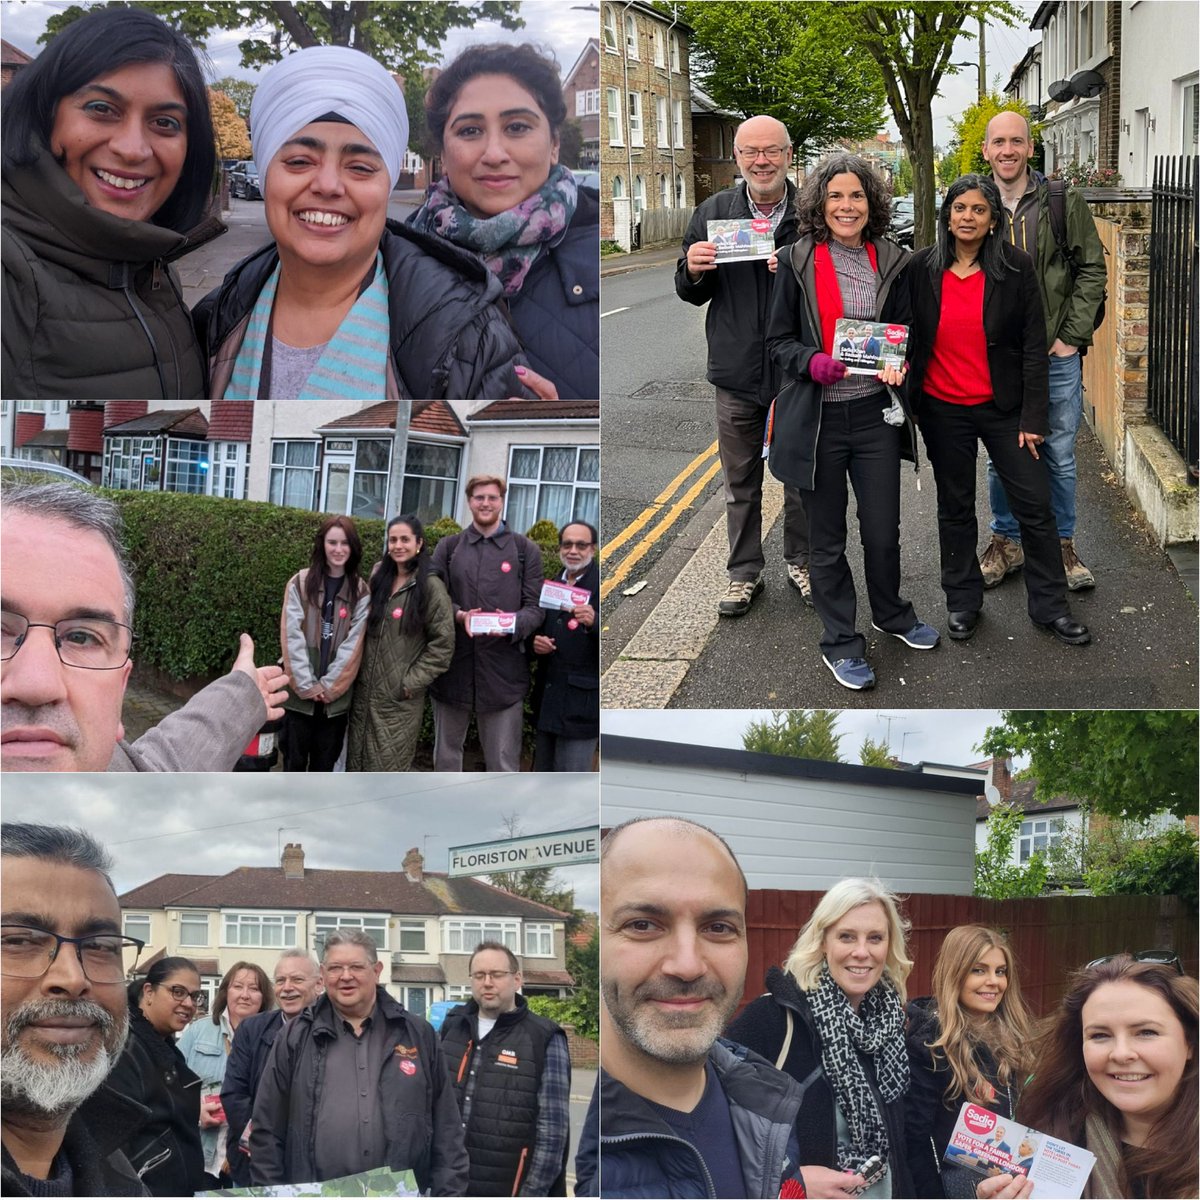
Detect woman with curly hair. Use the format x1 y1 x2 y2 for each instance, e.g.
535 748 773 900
765 152 938 692
905 926 1034 1198
727 878 916 1199
346 515 455 771
977 954 1197 1200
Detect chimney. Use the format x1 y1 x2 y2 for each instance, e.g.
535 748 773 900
986 755 1013 803
402 847 424 883
281 843 305 880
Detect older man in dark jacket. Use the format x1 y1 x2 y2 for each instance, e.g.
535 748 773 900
677 114 810 619
430 474 544 772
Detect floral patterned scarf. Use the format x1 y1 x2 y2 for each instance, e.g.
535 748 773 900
409 162 577 296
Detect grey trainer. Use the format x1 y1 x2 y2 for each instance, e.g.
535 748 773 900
719 574 764 617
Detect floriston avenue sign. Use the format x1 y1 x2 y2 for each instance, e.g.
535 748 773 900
447 827 600 877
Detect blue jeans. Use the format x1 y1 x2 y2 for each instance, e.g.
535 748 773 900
988 351 1082 541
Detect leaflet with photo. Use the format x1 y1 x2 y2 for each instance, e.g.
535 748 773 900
468 612 517 635
832 319 909 375
942 1102 1096 1199
707 218 775 262
540 580 591 610
198 1164 421 1195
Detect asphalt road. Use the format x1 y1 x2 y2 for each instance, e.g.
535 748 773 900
600 256 1199 710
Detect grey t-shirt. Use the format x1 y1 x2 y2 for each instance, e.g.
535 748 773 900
271 337 328 400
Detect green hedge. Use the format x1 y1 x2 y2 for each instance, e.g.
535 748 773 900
100 490 563 681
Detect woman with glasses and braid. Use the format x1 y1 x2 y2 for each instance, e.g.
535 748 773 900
977 954 1197 1200
106 956 205 1195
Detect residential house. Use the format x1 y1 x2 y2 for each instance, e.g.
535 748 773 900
2 400 106 481
564 38 601 169
1 38 33 88
600 2 694 246
690 84 740 202
119 844 574 1018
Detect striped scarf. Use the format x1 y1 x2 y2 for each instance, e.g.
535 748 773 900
224 252 390 399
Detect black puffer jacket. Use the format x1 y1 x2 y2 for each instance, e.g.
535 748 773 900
905 997 1016 1200
726 966 915 1198
508 187 599 399
532 559 600 741
2 145 219 400
192 221 530 400
104 1006 205 1197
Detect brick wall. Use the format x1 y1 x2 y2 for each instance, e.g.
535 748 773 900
562 1024 599 1069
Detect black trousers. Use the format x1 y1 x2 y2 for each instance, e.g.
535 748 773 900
918 394 1068 622
282 706 347 772
800 392 917 660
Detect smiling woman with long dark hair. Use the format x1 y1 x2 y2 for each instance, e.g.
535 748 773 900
1 7 219 400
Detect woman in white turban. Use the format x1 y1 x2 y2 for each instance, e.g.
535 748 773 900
193 45 542 400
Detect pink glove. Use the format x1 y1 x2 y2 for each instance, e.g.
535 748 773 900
808 352 848 386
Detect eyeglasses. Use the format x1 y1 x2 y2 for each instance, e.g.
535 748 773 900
1 612 133 670
0 924 143 984
470 970 513 982
1086 949 1184 974
158 983 205 1005
559 540 594 550
735 145 788 162
324 963 372 977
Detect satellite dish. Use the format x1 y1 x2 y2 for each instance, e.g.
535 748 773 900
1047 79 1073 103
985 784 1002 806
1070 70 1105 99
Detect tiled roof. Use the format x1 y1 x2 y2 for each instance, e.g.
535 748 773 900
523 969 575 987
469 401 599 423
132 949 220 977
104 408 208 437
975 780 1079 820
316 402 398 432
67 406 105 453
1 40 34 66
207 400 254 442
390 964 447 984
411 401 467 437
119 868 570 921
103 402 149 428
21 428 69 447
13 413 44 447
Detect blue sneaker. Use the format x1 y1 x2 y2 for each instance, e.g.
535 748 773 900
822 655 876 690
872 620 941 650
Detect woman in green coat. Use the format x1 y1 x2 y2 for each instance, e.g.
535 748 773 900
347 515 455 771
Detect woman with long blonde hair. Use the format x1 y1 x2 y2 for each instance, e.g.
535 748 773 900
905 926 1033 1197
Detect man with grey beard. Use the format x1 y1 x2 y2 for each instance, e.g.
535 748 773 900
598 817 808 1198
1 823 149 1195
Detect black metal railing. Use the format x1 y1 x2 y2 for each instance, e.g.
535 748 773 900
1148 155 1198 478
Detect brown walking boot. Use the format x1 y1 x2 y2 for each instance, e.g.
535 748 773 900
979 534 1024 589
1061 538 1096 590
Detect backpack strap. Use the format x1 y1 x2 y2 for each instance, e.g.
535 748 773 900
1047 178 1073 269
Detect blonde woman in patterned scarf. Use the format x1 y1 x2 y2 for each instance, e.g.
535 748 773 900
727 878 914 1199
409 43 599 400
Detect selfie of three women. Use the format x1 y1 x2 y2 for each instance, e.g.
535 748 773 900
1 4 599 401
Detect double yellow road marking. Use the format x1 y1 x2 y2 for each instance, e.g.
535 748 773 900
600 440 722 601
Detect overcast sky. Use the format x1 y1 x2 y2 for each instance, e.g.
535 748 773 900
603 708 1008 769
1 773 600 912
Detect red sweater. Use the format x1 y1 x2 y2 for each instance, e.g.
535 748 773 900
923 270 992 405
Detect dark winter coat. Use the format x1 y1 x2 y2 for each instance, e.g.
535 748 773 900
221 1008 287 1186
508 187 599 399
531 559 600 739
675 179 801 404
904 997 1017 1200
2 145 220 400
904 242 1050 433
248 987 468 1193
0 1085 150 1196
764 234 918 493
104 1006 205 1197
346 571 455 771
574 1079 599 1197
429 526 545 712
598 1038 808 1198
192 221 530 400
726 966 916 1198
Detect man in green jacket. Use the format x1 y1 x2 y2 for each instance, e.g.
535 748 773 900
980 110 1107 592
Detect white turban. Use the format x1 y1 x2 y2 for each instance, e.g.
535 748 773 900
250 45 409 187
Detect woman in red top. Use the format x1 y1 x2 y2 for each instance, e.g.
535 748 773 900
905 174 1089 646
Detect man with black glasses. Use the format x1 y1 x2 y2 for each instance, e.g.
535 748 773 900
440 942 571 1195
1 822 148 1195
1 483 287 771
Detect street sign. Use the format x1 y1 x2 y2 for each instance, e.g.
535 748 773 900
447 826 600 877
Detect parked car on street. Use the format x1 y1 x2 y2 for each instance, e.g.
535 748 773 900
229 160 262 201
890 195 915 248
572 168 600 194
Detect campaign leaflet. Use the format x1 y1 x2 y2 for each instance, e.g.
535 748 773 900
468 612 517 636
198 1165 421 1195
707 218 775 262
540 580 591 610
832 318 909 375
942 1102 1096 1199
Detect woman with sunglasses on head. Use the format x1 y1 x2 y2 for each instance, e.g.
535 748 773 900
2 8 219 400
905 927 1034 1198
177 962 274 1187
976 953 1198 1200
106 957 206 1195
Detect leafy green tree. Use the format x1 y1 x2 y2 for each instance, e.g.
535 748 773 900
938 147 961 190
974 802 1050 898
558 120 583 171
671 2 886 157
743 710 844 761
952 92 1035 176
213 75 256 123
822 2 1021 248
979 710 1199 822
892 154 914 197
43 2 523 72
859 736 895 768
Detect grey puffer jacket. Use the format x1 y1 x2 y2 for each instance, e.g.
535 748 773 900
2 145 221 400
